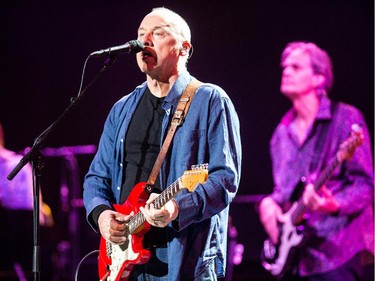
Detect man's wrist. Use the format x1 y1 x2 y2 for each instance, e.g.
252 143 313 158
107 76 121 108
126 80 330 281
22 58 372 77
91 204 112 228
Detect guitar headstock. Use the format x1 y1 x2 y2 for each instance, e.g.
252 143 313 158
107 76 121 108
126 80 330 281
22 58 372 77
181 164 208 192
337 124 364 162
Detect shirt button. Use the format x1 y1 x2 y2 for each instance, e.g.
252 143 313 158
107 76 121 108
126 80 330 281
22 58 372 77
117 186 121 191
120 138 124 143
119 163 123 167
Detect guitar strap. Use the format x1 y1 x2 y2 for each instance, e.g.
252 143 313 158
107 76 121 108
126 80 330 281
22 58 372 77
309 100 338 174
146 79 203 188
290 100 339 203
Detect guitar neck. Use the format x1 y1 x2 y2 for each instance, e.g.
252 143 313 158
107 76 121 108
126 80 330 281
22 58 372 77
127 177 183 234
153 178 183 209
291 156 340 225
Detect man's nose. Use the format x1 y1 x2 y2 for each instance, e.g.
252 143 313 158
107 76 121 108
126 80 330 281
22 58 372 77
282 66 292 76
141 32 153 47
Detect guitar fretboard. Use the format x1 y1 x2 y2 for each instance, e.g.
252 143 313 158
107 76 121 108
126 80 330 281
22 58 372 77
291 156 340 225
290 125 362 225
127 177 183 234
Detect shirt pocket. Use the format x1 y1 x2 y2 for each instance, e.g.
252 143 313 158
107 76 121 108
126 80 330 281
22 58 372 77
173 129 207 164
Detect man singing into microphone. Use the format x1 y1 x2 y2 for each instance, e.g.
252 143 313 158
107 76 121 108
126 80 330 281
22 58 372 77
83 7 241 281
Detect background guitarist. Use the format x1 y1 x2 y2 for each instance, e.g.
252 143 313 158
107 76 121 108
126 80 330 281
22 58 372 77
0 122 54 279
258 41 374 281
83 7 242 281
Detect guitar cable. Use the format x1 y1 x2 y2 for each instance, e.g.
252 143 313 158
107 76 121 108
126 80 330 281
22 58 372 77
74 249 99 281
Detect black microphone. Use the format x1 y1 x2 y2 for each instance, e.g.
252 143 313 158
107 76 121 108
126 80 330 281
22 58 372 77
90 40 144 57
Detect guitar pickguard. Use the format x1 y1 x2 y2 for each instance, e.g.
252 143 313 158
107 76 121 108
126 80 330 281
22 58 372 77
262 203 304 277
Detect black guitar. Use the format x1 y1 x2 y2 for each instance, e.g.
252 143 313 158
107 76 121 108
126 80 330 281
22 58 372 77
261 124 364 278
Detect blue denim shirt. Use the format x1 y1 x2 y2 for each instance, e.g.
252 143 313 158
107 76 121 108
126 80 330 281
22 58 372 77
83 71 242 280
270 95 374 276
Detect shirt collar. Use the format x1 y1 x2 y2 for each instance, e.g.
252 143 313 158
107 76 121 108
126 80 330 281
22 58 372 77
316 94 333 121
163 70 192 106
281 95 333 126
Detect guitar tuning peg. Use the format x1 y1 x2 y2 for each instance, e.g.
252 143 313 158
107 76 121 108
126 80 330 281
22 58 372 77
201 163 208 170
191 163 208 170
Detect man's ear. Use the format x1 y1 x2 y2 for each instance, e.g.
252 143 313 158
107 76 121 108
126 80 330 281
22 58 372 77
313 74 325 89
180 41 191 56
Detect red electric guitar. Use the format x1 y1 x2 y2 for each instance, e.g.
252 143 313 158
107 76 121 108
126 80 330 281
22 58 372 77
98 164 208 281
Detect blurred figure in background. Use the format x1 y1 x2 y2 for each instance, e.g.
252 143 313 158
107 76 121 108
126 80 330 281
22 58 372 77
258 42 374 281
0 122 53 280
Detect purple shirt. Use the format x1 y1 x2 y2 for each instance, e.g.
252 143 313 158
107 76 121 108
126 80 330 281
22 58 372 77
0 151 33 210
270 95 374 276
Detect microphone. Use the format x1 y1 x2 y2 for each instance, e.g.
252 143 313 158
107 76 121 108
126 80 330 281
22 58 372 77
90 40 144 57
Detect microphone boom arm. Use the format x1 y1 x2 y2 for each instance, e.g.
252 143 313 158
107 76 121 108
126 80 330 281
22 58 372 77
7 55 116 180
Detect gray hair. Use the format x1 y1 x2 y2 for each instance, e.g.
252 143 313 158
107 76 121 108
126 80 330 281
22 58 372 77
151 7 191 44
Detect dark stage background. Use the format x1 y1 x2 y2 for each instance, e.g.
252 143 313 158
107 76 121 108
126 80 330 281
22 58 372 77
1 1 373 280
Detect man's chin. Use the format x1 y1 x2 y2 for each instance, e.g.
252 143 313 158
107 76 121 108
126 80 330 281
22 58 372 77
281 89 296 98
138 63 155 74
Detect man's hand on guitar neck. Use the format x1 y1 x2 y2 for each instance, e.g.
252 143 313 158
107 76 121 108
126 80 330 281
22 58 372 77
98 210 134 245
302 184 340 214
140 193 179 228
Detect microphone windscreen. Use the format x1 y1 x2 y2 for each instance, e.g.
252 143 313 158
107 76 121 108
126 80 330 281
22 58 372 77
129 40 144 53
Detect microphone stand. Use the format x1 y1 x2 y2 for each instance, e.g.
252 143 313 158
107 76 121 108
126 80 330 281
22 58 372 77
7 55 117 281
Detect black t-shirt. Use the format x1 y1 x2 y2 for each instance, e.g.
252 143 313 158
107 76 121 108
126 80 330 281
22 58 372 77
120 88 165 203
121 88 168 248
91 88 165 228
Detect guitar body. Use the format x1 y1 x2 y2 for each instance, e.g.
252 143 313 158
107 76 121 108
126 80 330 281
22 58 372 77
98 182 152 281
97 165 209 281
262 202 304 278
